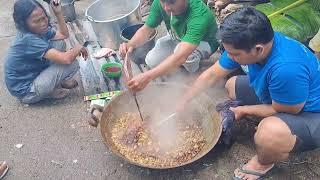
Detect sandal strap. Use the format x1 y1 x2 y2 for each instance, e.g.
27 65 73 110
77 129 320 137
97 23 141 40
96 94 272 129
239 164 274 177
239 167 266 176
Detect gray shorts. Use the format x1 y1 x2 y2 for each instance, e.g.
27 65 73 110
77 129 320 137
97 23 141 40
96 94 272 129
235 75 320 152
145 34 212 73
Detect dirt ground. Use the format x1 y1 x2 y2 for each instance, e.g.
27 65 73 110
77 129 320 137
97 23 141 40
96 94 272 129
1 0 320 179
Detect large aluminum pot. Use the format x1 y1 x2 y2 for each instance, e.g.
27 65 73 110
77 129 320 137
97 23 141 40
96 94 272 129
85 0 142 50
94 83 222 169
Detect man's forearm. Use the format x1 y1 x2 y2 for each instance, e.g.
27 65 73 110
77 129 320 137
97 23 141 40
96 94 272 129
55 12 69 37
45 44 83 64
181 68 220 103
128 27 154 49
180 62 233 106
242 104 277 118
66 44 83 60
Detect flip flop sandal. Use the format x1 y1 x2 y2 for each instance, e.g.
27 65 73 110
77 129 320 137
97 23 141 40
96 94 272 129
233 164 274 180
0 161 9 179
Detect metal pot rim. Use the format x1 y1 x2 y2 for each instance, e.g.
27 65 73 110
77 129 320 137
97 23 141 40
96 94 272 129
85 0 140 23
99 82 223 169
120 24 158 43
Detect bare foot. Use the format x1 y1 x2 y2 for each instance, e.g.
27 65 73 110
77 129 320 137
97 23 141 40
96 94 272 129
234 155 274 180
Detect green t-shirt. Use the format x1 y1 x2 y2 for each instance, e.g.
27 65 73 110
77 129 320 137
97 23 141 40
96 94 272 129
145 0 219 52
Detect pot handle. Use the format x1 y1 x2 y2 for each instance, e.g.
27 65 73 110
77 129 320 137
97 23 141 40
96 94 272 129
88 104 103 127
86 15 96 23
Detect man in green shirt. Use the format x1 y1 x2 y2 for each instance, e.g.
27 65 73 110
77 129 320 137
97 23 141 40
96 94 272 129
119 0 219 92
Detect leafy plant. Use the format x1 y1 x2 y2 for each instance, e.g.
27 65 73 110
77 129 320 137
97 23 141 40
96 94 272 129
256 0 320 42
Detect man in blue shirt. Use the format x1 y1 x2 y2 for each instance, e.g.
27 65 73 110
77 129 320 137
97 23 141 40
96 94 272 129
179 7 320 179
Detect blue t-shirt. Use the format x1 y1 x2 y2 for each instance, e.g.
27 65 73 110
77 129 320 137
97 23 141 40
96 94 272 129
219 32 320 112
4 28 56 98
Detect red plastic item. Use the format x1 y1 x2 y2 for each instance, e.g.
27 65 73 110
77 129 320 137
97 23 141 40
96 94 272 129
106 67 121 72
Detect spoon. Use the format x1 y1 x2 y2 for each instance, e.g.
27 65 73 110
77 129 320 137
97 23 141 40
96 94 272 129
156 112 177 127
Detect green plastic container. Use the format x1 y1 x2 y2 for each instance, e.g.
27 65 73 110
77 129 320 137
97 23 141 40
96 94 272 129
101 62 122 79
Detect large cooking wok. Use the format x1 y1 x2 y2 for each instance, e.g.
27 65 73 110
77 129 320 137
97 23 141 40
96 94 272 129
94 83 222 169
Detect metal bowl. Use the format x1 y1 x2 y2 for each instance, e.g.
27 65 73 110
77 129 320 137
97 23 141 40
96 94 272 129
85 0 142 50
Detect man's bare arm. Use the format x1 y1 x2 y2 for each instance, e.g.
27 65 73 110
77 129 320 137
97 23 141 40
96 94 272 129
178 62 234 108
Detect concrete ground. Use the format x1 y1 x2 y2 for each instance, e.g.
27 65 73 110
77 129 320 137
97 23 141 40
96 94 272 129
1 0 320 180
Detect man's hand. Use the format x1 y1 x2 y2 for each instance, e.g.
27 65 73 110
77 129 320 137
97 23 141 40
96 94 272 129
127 72 151 92
119 43 134 59
230 106 247 121
51 0 62 15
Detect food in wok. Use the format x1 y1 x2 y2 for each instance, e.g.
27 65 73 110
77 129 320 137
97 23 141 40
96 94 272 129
111 112 206 167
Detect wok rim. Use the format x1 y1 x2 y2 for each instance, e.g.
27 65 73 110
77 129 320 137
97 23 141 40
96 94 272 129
99 83 222 169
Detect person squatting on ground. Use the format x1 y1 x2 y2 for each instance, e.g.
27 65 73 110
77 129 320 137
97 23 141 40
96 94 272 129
5 0 88 104
118 0 219 92
179 7 320 180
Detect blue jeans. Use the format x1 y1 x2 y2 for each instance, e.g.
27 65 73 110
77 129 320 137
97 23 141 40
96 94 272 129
21 40 79 104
